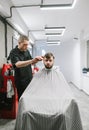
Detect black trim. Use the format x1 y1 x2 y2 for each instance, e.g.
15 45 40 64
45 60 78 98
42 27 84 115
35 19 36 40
4 23 7 57
0 15 6 23
5 5 40 19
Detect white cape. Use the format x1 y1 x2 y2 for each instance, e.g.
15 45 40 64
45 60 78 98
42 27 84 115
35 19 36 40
15 67 83 130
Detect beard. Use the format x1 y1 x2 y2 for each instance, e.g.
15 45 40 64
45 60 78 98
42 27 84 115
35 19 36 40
45 65 53 69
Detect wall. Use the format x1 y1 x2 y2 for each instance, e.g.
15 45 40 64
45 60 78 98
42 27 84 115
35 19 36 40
79 28 89 94
46 40 81 89
7 25 14 57
0 20 6 67
72 40 81 88
46 42 74 82
0 16 21 67
7 25 19 57
32 40 47 68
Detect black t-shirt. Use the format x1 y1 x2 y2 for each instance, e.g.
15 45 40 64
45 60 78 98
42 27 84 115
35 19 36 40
10 46 33 84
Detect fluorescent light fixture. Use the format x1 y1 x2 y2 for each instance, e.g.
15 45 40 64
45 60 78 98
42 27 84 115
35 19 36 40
13 32 20 39
40 0 77 10
28 44 32 48
47 42 60 46
47 40 60 45
14 23 25 34
45 27 66 36
29 38 34 44
46 33 61 36
45 26 65 30
61 28 65 36
72 0 77 8
42 49 46 56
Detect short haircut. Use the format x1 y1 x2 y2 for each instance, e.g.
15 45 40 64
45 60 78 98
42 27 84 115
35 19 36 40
44 52 55 59
18 35 29 43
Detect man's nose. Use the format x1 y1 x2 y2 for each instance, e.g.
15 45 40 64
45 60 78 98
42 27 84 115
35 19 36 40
47 61 50 63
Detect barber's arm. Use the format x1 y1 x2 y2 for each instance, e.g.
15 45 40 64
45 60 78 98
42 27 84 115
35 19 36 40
15 56 43 68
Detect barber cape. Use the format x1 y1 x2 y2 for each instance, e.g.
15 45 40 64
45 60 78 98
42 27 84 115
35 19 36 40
15 67 83 130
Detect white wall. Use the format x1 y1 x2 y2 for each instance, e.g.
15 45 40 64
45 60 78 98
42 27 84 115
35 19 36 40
46 42 74 82
46 40 81 89
0 16 23 68
71 40 81 88
0 20 6 67
32 40 47 68
7 25 14 57
7 25 19 57
79 28 89 94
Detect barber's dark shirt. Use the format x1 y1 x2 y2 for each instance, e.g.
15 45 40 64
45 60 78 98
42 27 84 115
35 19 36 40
10 46 33 85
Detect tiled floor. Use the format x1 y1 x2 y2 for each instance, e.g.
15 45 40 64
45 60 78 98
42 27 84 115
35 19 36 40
69 83 89 130
0 119 15 130
0 83 89 130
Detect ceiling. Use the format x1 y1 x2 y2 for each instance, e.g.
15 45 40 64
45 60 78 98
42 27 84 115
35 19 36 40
2 0 89 44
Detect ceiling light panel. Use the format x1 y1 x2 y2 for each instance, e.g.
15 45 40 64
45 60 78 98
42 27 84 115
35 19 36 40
45 26 66 36
45 27 65 33
45 33 62 36
40 0 77 10
47 42 60 46
45 30 63 34
47 39 60 45
47 39 60 42
11 0 41 6
47 40 60 43
43 0 73 5
47 37 60 41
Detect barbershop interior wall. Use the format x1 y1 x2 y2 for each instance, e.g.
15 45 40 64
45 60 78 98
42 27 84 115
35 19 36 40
7 25 14 57
0 20 5 67
46 40 81 89
0 21 15 67
0 17 21 67
32 40 47 68
7 25 19 58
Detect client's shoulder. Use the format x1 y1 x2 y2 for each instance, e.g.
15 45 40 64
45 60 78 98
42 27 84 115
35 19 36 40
53 66 60 72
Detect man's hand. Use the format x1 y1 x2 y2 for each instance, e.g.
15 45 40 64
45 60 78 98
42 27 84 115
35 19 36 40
32 56 43 64
15 56 43 68
35 56 43 61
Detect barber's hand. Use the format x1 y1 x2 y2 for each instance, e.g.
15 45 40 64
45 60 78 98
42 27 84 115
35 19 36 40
32 56 43 64
35 56 43 61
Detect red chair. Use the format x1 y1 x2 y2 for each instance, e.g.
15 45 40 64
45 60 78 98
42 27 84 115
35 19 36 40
0 64 18 119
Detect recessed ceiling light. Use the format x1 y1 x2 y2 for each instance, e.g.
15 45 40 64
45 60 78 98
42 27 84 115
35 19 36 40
46 33 62 36
47 42 60 46
45 26 66 36
40 0 77 10
47 40 60 45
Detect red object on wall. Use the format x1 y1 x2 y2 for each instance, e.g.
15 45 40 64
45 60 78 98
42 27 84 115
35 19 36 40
32 67 39 75
0 64 18 119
